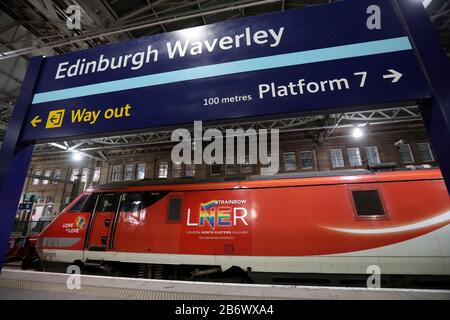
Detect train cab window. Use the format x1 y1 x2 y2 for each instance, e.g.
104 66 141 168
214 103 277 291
69 194 96 213
119 191 169 213
167 198 182 222
98 193 116 212
352 190 385 217
120 193 145 213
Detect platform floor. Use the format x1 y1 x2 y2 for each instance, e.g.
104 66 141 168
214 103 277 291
0 269 449 300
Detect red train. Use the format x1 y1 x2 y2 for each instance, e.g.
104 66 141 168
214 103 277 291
35 168 450 284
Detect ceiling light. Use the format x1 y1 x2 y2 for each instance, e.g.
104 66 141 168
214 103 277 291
72 151 83 161
352 127 364 139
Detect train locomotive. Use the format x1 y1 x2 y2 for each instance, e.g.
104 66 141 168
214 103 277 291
35 168 450 285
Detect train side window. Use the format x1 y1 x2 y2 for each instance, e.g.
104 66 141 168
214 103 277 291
167 198 182 222
351 190 385 217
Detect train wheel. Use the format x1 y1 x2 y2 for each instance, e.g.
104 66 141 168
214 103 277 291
137 264 152 279
153 264 167 279
136 264 167 279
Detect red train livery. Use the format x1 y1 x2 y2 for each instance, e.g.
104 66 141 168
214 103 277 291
36 168 450 279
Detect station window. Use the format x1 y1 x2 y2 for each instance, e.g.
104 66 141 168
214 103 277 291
241 157 253 174
365 146 381 165
70 168 80 181
210 163 222 175
398 143 415 163
32 170 42 185
52 169 61 185
283 152 297 171
64 196 72 207
136 163 146 179
111 165 121 181
171 162 182 178
330 149 345 168
92 167 101 183
157 160 169 178
225 164 237 175
347 148 362 167
167 198 182 222
81 168 89 183
36 195 45 204
351 190 386 217
299 151 314 170
185 164 196 177
417 143 434 162
42 170 52 185
124 164 134 180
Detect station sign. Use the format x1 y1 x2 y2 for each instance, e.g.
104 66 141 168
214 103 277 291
20 0 430 142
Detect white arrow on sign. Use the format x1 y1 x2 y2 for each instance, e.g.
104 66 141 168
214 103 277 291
383 69 403 83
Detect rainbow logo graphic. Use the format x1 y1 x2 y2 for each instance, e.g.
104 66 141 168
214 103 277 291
75 216 87 230
201 200 218 210
199 200 233 229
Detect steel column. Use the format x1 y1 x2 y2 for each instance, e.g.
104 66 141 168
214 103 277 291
394 0 450 193
0 56 43 271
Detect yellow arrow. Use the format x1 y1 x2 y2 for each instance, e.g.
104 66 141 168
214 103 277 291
31 115 42 127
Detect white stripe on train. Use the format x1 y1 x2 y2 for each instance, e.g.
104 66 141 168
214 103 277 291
325 210 450 234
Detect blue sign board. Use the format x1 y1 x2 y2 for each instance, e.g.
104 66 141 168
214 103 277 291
20 0 430 142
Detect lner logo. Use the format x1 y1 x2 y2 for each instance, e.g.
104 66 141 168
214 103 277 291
187 200 249 229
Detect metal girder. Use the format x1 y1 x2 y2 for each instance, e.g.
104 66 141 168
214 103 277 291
44 140 105 161
0 0 282 60
117 0 167 23
427 0 450 53
337 106 421 121
26 173 75 184
30 106 423 159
